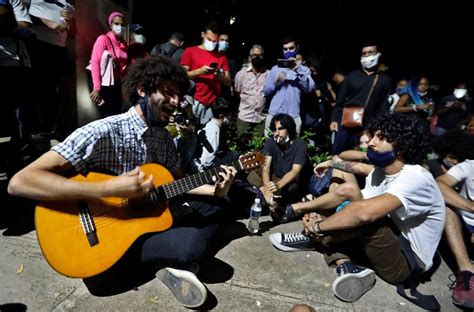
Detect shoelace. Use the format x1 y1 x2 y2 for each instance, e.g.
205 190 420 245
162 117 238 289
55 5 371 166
283 231 309 243
448 273 473 290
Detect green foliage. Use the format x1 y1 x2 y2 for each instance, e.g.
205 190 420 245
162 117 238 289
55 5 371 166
225 124 331 164
227 125 268 153
300 130 331 164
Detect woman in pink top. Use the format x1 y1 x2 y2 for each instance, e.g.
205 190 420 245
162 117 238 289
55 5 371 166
89 12 128 117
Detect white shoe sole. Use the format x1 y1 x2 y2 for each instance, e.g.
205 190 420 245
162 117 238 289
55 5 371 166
269 233 311 252
156 267 207 308
332 268 375 302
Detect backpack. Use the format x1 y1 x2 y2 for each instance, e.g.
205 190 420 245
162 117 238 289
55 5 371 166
154 42 180 59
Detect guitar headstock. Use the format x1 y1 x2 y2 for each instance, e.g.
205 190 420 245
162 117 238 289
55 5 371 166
239 151 265 171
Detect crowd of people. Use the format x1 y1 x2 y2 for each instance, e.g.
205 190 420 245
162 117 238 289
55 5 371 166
2 2 474 310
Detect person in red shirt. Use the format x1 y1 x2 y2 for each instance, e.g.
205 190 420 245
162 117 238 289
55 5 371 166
180 21 231 126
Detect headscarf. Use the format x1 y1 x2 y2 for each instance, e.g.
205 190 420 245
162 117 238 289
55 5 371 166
108 12 124 25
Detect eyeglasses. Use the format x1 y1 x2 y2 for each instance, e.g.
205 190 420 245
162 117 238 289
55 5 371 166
283 46 296 52
361 50 377 56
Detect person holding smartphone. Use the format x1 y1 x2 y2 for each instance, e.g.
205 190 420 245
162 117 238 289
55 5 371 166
262 37 315 136
180 21 231 127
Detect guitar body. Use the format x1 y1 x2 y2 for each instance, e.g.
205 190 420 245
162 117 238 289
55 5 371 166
35 163 174 278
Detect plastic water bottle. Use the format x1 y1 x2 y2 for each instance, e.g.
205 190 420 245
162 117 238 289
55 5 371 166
248 198 262 235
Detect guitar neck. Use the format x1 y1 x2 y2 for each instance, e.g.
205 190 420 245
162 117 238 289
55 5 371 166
157 159 243 200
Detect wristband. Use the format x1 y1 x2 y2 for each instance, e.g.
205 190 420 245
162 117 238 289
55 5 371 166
312 220 325 237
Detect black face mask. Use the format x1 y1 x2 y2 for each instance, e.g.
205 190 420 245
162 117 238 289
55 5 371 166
251 57 264 69
139 96 168 128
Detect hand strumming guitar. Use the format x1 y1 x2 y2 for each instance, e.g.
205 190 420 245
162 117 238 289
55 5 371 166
103 166 154 198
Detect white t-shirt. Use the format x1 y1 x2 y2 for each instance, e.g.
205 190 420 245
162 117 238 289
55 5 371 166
361 165 445 270
446 160 474 226
29 0 70 47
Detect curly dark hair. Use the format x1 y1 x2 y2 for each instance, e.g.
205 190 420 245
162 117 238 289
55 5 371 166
368 113 431 165
433 130 474 162
123 55 190 105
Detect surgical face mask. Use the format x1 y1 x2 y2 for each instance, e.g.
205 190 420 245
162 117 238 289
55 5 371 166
138 96 168 128
359 146 368 152
442 158 456 168
134 34 146 45
203 38 217 51
283 50 298 59
218 41 229 52
367 148 397 167
112 24 124 36
396 86 406 95
251 57 264 69
360 52 380 69
454 88 468 99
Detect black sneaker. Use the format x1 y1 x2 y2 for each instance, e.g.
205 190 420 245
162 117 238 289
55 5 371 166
280 204 299 223
156 267 207 308
269 230 314 251
332 262 375 302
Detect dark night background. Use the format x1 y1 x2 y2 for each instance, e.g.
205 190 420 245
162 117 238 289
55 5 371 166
126 0 472 94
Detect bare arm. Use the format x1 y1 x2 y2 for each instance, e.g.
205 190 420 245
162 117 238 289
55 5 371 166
314 159 373 177
182 64 216 80
8 151 154 201
437 174 474 213
338 150 368 161
304 193 402 234
275 164 303 190
218 70 232 87
394 93 412 113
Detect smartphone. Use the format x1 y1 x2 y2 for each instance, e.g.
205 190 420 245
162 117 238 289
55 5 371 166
209 62 218 69
277 59 295 68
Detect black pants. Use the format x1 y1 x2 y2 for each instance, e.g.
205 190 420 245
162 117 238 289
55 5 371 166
139 194 234 267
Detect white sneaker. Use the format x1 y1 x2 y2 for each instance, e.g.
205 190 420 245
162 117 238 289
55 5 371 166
332 262 375 302
156 267 207 308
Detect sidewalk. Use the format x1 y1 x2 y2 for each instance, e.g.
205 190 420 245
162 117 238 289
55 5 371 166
0 207 457 311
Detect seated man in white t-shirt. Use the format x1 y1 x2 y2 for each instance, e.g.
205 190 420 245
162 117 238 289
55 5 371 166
437 157 474 309
269 113 445 309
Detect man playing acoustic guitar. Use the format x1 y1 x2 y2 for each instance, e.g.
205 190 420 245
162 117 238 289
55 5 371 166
8 56 241 308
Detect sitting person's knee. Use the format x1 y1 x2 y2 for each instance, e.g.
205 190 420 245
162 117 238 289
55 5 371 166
335 182 359 199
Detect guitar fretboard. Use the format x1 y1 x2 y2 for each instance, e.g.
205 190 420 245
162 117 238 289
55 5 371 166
157 159 243 200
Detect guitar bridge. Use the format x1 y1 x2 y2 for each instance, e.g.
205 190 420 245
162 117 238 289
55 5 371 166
78 201 99 247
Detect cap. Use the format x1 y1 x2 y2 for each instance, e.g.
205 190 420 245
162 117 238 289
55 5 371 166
130 24 144 33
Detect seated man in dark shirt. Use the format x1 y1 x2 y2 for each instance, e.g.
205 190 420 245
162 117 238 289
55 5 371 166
247 114 309 222
434 82 471 136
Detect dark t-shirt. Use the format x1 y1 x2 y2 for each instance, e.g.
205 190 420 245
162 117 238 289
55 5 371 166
331 69 392 126
436 95 471 129
263 137 307 178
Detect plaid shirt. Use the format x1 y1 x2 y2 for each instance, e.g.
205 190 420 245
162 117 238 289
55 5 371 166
52 107 181 176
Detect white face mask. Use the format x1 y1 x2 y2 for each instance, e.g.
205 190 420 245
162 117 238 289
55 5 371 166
454 88 468 99
112 25 124 36
134 34 146 45
203 38 217 51
443 158 456 168
223 116 230 125
360 53 380 69
218 41 229 52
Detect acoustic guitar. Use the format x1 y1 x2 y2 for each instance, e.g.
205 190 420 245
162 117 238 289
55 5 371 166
35 151 264 278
